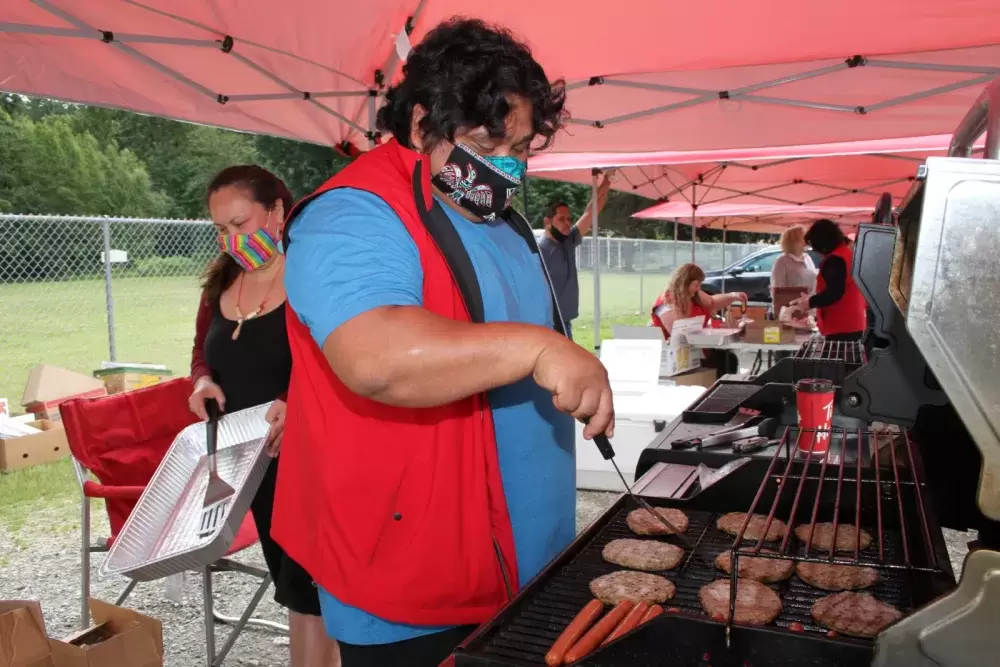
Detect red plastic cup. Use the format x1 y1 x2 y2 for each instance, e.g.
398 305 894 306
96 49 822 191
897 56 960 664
796 378 835 456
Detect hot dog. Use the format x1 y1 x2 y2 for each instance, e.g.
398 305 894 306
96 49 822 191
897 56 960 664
641 604 664 624
564 600 634 664
601 601 649 646
545 599 604 666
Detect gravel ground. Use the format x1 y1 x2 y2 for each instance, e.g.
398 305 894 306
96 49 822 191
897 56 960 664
0 491 972 666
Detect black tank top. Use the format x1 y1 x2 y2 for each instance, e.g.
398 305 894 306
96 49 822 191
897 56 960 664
203 301 291 414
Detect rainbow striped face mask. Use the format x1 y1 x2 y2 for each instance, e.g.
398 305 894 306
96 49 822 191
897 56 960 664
218 226 280 272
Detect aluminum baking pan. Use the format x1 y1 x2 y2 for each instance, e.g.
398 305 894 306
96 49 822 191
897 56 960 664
101 403 272 581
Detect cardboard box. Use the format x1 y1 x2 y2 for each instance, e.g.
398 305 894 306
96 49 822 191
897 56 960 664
672 367 717 388
659 316 704 377
773 286 807 313
48 599 162 667
0 601 53 667
21 366 107 422
0 420 69 471
92 367 172 395
743 320 797 345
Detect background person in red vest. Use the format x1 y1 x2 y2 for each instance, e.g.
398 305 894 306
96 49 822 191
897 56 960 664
274 19 614 667
650 263 745 376
789 219 867 341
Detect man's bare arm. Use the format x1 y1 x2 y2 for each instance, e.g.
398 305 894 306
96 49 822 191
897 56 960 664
322 306 555 408
573 173 612 237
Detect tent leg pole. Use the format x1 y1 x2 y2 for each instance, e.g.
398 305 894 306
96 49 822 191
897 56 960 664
721 225 728 293
592 170 601 352
691 184 697 263
673 221 678 270
367 93 377 149
522 174 530 221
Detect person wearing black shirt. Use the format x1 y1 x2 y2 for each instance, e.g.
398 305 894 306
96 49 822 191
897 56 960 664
789 219 867 341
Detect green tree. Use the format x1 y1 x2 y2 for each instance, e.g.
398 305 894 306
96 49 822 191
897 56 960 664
253 135 351 199
0 110 169 280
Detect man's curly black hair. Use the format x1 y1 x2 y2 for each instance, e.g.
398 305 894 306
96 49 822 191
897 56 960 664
377 18 567 152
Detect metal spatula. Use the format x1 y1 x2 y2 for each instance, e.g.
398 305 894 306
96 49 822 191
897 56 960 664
197 399 234 538
585 419 701 553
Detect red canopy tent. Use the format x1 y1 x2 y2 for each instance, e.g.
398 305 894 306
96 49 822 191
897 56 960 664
4 1 1000 349
3 1 1000 153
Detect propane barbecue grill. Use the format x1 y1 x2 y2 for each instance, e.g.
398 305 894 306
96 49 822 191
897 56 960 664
453 429 954 666
452 79 1000 666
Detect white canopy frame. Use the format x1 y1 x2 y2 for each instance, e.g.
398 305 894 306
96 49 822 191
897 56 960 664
563 57 1000 130
4 2 1000 151
1 0 430 147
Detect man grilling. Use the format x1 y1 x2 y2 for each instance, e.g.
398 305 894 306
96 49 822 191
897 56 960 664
538 174 612 340
274 18 615 667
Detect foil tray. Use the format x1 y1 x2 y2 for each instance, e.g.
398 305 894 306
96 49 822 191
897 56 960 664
101 403 272 581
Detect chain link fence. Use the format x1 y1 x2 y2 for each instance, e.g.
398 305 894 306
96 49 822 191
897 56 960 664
0 214 772 411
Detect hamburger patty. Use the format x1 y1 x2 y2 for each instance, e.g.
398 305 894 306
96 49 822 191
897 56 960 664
603 538 685 571
796 561 880 591
715 549 794 583
589 571 677 605
716 512 788 542
795 523 873 553
811 592 902 637
626 507 689 536
699 579 782 625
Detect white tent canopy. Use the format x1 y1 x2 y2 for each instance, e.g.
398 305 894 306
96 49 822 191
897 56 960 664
4 1 1000 153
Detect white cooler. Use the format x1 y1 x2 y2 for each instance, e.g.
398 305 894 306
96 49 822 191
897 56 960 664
575 338 708 491
575 383 706 491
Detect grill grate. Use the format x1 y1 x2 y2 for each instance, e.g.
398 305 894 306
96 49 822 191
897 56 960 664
462 505 916 666
794 339 867 366
732 427 941 572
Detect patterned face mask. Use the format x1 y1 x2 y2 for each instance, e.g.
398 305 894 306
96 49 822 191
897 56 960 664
432 143 525 221
218 225 280 272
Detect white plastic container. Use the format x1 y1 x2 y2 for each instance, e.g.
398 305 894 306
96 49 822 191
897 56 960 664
685 328 743 347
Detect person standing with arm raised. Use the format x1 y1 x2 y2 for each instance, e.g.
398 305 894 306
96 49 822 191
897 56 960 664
538 174 612 340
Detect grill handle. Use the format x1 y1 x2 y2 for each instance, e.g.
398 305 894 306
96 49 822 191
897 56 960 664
593 433 615 460
581 417 616 460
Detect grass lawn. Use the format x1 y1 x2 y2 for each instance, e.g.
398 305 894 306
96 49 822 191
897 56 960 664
0 275 203 406
0 270 667 525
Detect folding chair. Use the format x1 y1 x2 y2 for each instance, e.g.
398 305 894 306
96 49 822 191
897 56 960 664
60 378 287 666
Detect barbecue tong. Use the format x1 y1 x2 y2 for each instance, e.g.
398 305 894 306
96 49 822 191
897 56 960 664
670 417 776 451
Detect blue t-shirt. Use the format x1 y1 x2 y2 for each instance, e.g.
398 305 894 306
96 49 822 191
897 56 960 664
284 188 576 646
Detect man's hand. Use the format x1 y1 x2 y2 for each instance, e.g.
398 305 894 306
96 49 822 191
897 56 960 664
263 399 286 457
532 337 615 440
188 376 226 421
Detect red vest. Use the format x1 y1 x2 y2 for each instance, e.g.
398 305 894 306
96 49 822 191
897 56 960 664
816 243 867 336
649 293 710 339
271 140 520 626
